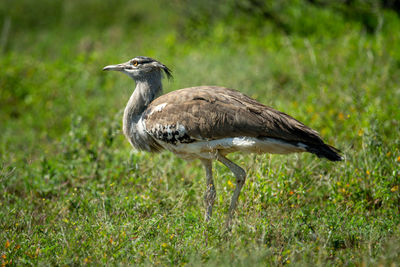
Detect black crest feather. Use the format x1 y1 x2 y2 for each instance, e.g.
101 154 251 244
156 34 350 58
135 56 173 80
162 64 173 80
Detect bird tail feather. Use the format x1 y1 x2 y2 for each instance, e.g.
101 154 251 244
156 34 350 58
306 143 343 161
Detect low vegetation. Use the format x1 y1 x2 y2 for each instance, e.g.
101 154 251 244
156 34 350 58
1 0 399 265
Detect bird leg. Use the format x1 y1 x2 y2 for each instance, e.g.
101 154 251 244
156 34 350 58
216 153 246 229
201 159 216 222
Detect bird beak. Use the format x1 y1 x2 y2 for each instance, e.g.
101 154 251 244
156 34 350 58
103 62 130 71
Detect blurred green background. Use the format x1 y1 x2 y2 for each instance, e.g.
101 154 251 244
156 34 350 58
1 0 400 265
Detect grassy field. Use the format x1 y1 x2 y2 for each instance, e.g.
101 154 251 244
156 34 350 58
1 0 400 265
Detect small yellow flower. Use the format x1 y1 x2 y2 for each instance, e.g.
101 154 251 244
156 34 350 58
358 129 363 136
386 152 391 157
338 112 345 120
227 180 235 189
5 240 10 249
170 234 175 239
366 170 370 175
391 185 398 192
397 156 400 163
84 256 92 264
161 243 168 248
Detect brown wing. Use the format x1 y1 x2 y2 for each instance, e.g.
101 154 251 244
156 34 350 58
143 86 324 145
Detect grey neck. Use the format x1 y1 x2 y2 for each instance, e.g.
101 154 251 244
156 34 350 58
123 71 163 137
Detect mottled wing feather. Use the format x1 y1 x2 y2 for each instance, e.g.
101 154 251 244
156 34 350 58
143 86 324 146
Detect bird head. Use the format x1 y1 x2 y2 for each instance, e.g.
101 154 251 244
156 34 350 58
103 56 172 80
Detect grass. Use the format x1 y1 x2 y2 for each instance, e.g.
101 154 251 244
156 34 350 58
1 0 400 265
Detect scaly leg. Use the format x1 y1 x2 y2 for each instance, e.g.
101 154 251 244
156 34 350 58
216 153 246 229
201 159 216 222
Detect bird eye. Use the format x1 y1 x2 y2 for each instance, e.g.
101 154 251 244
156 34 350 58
131 61 138 67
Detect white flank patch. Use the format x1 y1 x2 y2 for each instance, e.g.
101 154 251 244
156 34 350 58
163 136 307 160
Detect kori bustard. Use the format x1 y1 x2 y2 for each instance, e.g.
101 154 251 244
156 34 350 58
103 56 342 228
